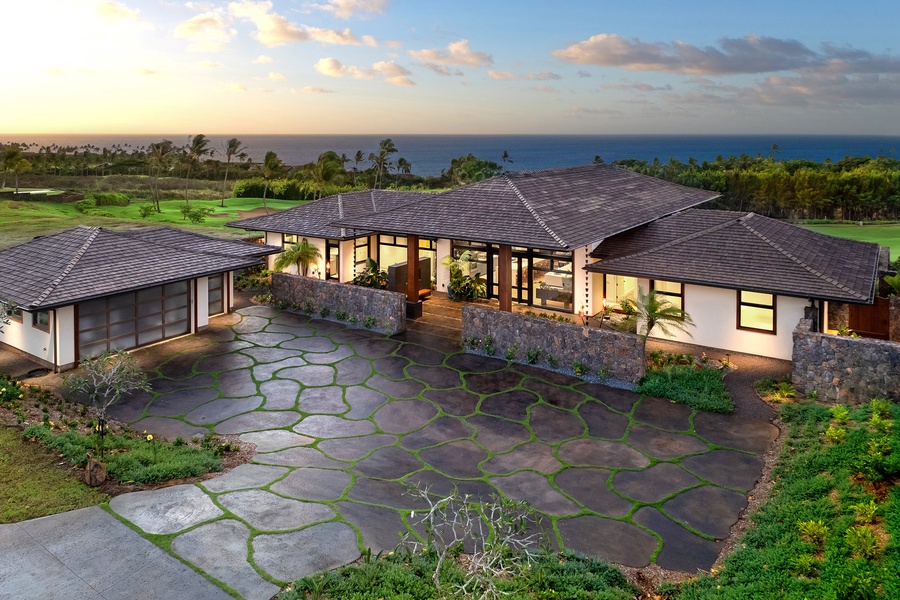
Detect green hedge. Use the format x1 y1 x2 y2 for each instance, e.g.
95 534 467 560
88 192 131 206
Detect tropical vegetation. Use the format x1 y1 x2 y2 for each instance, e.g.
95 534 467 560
274 238 322 277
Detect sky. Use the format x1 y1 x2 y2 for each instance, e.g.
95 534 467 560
2 0 899 135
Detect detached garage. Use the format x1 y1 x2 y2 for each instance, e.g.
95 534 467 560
0 226 279 371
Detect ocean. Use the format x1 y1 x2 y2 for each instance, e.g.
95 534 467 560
3 134 899 177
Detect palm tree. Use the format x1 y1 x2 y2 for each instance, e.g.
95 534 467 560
147 140 175 212
635 289 694 358
352 150 365 185
183 134 213 205
306 151 342 200
395 157 411 188
1 147 22 189
274 238 322 277
369 138 398 189
13 158 32 193
259 150 286 214
221 137 248 207
501 150 513 164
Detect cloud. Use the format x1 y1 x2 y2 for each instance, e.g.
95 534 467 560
175 12 233 52
229 1 375 47
96 1 140 23
314 0 389 19
314 57 413 85
195 60 224 69
527 85 558 93
423 63 463 76
227 82 248 92
314 57 373 79
137 68 161 76
577 70 591 78
254 54 273 63
410 39 492 66
566 106 624 117
488 70 560 81
602 81 673 92
301 86 335 93
553 33 900 76
268 71 286 80
373 60 414 85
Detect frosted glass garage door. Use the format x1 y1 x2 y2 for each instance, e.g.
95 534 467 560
208 274 224 316
77 281 190 359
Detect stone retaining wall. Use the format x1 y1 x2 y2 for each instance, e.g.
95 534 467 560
273 273 406 335
792 318 900 403
891 297 900 342
461 305 645 383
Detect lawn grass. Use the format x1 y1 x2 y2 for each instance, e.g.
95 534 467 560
0 196 305 249
0 426 108 523
674 400 900 599
802 223 900 260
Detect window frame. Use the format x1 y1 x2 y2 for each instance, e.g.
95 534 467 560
4 302 22 323
737 290 777 334
651 280 685 317
32 310 50 332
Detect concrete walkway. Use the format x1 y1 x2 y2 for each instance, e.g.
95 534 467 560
0 507 231 599
2 306 780 599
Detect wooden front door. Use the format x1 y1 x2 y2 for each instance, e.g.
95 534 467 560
849 297 890 340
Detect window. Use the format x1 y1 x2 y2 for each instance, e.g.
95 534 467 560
652 280 684 312
738 290 776 333
4 302 22 322
282 234 299 249
32 311 50 332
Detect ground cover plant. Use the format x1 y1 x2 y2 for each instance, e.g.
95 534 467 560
672 399 900 599
22 424 222 484
637 352 733 413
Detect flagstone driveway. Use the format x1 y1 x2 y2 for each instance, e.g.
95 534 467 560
107 306 778 600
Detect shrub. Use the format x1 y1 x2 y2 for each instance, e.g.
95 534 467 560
846 526 879 559
545 353 559 368
319 306 330 319
73 198 96 213
138 203 155 218
335 310 347 321
848 499 878 524
790 553 818 577
831 404 850 425
90 192 131 206
526 349 540 364
825 425 847 443
637 365 733 413
572 361 590 377
504 344 519 361
364 316 376 329
798 519 828 548
870 414 892 434
870 398 892 419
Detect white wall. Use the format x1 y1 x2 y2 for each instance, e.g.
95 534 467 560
0 310 55 368
639 280 807 360
264 232 282 270
56 306 76 369
436 238 452 293
339 239 356 282
196 276 210 330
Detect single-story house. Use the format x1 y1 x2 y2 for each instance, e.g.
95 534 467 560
0 226 279 370
229 163 884 360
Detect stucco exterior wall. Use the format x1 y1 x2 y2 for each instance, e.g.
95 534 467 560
56 306 76 369
435 238 452 294
0 310 55 369
572 244 595 316
196 276 210 330
640 281 807 360
264 232 282 270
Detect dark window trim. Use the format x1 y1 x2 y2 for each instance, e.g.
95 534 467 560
651 279 685 319
737 290 777 335
5 303 22 322
32 310 50 332
325 239 340 281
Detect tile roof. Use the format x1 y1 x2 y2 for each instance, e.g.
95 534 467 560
122 227 280 259
226 190 434 240
588 209 881 303
333 164 720 250
0 226 272 310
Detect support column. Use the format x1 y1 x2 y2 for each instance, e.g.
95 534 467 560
498 244 512 312
406 234 420 302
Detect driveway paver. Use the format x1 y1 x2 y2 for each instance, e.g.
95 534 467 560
87 307 778 598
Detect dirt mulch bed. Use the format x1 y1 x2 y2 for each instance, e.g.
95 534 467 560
1 381 254 499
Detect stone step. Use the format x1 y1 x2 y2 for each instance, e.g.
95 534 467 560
406 319 461 341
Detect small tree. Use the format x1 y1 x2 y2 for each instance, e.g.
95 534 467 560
274 238 322 277
64 350 151 422
0 302 11 333
635 288 694 356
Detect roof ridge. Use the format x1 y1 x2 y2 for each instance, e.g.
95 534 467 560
503 174 568 249
34 227 102 306
739 214 869 301
370 190 377 213
600 212 747 264
336 193 346 238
